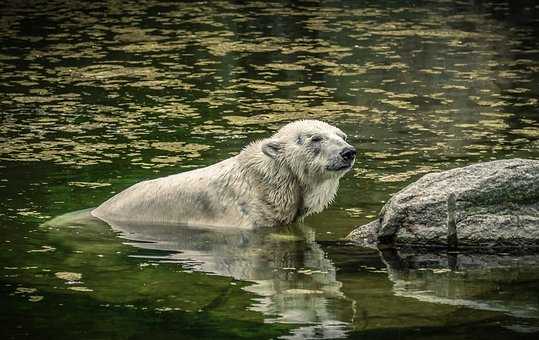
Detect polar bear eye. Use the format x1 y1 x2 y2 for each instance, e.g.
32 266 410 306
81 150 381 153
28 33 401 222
311 135 323 143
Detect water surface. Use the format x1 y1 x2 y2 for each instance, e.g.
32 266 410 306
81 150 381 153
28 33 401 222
1 0 538 339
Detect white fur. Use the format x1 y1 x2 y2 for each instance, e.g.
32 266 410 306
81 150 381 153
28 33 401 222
92 120 355 229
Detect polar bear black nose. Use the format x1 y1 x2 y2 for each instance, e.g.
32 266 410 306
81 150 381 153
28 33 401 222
340 147 357 161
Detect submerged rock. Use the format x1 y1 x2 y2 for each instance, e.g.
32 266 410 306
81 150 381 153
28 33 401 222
346 159 539 249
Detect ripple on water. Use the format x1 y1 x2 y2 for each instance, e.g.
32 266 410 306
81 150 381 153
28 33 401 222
0 0 538 338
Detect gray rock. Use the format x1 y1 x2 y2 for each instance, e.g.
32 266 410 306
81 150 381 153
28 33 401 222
346 159 539 249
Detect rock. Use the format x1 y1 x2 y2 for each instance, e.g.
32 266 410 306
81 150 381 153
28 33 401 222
346 159 539 249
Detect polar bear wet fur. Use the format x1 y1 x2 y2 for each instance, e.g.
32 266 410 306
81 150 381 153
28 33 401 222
92 120 357 228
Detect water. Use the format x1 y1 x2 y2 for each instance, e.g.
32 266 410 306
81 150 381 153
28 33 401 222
1 0 538 338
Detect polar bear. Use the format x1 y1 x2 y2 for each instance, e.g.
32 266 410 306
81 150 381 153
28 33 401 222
91 120 356 229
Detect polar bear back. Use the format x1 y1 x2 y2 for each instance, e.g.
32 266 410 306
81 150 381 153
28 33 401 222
91 157 251 228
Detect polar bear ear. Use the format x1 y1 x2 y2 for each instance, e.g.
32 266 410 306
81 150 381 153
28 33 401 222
261 140 283 159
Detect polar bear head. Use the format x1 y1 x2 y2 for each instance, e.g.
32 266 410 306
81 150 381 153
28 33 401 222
261 120 356 183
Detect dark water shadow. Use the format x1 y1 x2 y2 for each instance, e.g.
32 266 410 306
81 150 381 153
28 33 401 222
379 248 539 320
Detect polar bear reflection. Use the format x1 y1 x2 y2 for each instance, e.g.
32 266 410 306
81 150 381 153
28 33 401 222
113 221 354 338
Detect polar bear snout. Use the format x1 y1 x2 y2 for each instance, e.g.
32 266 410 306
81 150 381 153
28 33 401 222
326 145 356 172
340 147 357 162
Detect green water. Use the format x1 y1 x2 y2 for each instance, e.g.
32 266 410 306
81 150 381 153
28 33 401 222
1 0 538 338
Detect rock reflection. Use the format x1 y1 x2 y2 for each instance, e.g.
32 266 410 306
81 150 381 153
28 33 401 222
111 221 355 339
380 248 539 319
